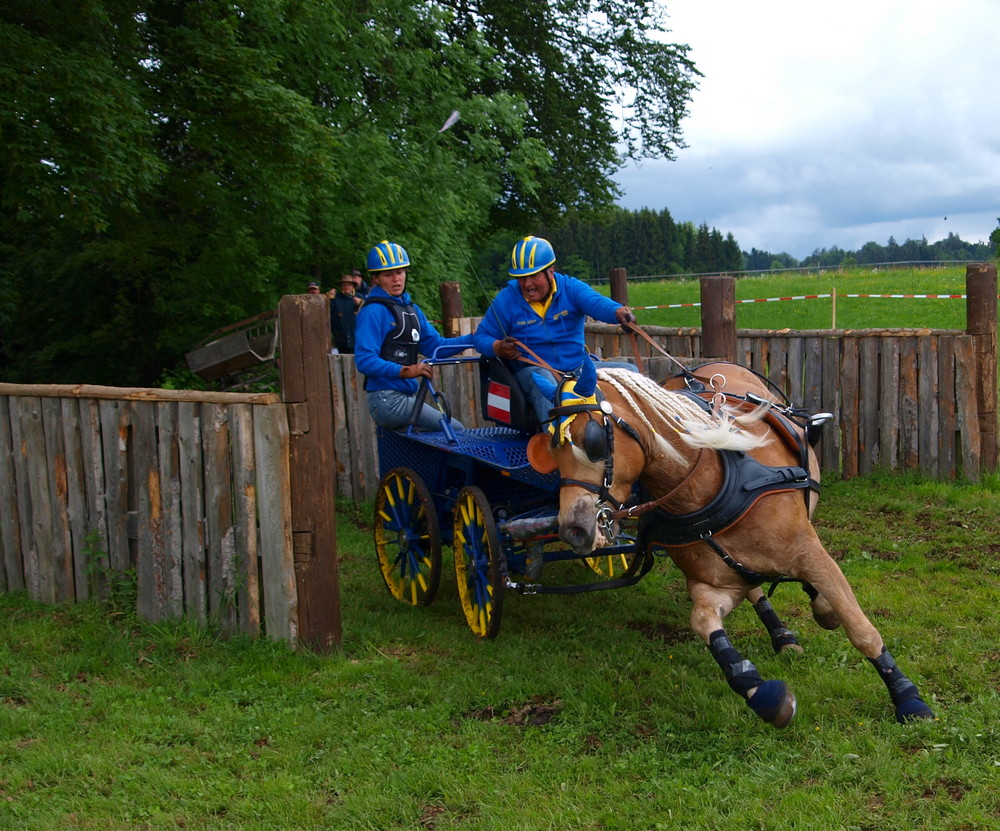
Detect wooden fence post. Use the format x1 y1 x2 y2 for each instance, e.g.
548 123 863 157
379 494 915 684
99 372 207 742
700 275 737 362
278 294 341 651
609 268 628 306
440 281 464 337
966 263 999 474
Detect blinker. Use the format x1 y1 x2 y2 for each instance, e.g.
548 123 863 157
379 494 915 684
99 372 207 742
584 418 610 462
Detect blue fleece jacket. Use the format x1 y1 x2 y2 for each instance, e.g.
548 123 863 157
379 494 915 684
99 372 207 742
473 272 622 371
355 286 474 393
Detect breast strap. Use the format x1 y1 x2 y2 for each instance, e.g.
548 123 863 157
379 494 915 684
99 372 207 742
638 448 811 548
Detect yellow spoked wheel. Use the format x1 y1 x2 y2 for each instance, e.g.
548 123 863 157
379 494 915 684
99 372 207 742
453 486 504 639
584 522 647 578
374 468 441 607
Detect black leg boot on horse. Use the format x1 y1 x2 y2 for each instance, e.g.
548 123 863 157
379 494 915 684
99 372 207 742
708 629 797 727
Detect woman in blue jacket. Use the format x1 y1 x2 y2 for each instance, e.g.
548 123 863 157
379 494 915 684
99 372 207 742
355 240 474 431
473 236 637 424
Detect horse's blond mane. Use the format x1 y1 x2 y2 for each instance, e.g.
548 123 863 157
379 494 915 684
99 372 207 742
596 368 768 453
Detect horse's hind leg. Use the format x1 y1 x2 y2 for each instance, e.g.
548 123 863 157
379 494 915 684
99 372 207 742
800 550 934 723
747 587 803 654
689 582 797 728
801 581 841 630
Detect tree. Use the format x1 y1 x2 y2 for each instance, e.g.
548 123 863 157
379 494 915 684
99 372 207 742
2 0 700 384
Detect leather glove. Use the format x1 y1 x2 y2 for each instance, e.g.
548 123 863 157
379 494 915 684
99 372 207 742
494 337 521 361
615 306 637 327
399 363 432 380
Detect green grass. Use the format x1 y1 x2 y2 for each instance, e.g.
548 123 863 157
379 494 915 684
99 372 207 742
620 266 973 331
3 474 1000 830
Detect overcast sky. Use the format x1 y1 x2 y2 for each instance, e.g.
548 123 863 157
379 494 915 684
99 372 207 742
614 0 1000 260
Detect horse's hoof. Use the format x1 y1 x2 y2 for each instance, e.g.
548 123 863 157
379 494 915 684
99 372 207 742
812 610 841 630
896 697 935 724
748 680 797 728
771 630 804 655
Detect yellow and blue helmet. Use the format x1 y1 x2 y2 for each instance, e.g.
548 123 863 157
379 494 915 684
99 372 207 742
509 236 556 277
366 240 410 272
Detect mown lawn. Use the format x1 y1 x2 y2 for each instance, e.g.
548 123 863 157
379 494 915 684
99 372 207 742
2 472 999 830
617 266 974 331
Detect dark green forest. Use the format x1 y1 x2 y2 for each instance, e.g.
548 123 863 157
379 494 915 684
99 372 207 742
1 0 699 385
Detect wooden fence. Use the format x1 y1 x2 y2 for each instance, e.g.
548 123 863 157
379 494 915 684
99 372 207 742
328 323 992 503
0 385 298 643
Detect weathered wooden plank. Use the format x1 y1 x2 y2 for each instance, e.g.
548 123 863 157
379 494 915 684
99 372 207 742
898 338 919 471
0 397 24 591
327 356 353 501
78 399 109 598
917 338 940 477
254 403 298 644
156 402 184 619
819 337 841 474
15 397 53 601
839 338 860 479
803 337 824 416
954 336 982 480
858 338 880 474
786 337 805 406
230 403 262 636
766 338 787 394
937 336 957 479
57 398 90 600
132 402 165 622
177 401 207 622
878 337 901 471
40 398 74 602
202 402 237 633
0 382 278 405
99 399 131 575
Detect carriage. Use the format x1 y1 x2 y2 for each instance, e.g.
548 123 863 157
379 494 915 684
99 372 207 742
373 353 650 641
372 348 935 727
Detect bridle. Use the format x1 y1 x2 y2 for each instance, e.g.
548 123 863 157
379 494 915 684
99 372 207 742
547 385 645 544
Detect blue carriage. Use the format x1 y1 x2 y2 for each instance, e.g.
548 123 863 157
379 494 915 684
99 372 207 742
373 354 647 639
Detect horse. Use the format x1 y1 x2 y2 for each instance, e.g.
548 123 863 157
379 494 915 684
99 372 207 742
533 358 934 728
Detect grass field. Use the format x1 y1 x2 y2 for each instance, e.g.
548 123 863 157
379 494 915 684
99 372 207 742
620 266 973 331
2 473 999 830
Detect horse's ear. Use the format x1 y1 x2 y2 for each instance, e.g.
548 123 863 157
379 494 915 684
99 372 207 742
532 370 558 403
575 357 597 397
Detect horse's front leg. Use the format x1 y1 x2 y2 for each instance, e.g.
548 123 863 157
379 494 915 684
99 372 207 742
688 581 797 728
798 548 935 723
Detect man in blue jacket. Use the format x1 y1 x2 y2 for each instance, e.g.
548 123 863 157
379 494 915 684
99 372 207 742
474 236 637 424
355 240 474 430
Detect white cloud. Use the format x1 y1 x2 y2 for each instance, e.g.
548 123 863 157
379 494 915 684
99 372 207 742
616 0 1000 258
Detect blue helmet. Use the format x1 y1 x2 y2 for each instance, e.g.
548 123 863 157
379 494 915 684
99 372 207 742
366 240 410 272
509 236 556 277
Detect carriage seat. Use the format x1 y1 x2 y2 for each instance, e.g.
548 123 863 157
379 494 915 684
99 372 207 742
479 356 540 435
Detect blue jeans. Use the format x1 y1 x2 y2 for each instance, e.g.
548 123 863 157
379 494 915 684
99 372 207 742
366 389 465 432
515 359 638 424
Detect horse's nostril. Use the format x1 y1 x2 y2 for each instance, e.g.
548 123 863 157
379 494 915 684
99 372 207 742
560 523 588 548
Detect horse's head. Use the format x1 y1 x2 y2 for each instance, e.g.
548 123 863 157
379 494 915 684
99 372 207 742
534 362 773 556
535 361 647 555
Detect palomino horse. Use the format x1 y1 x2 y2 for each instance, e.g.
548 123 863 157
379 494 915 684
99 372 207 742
535 358 934 728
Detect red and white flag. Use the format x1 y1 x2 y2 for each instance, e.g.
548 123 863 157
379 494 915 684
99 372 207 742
487 381 512 423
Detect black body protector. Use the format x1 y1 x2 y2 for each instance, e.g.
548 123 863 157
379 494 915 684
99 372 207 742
364 296 421 366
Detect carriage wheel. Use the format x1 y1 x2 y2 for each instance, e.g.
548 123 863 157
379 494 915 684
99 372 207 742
453 486 504 639
584 549 648 578
374 467 442 607
584 521 648 578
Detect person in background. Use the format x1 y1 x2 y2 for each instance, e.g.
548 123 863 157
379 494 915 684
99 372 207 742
350 268 370 302
473 235 638 424
329 274 360 354
306 281 321 294
355 240 474 430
